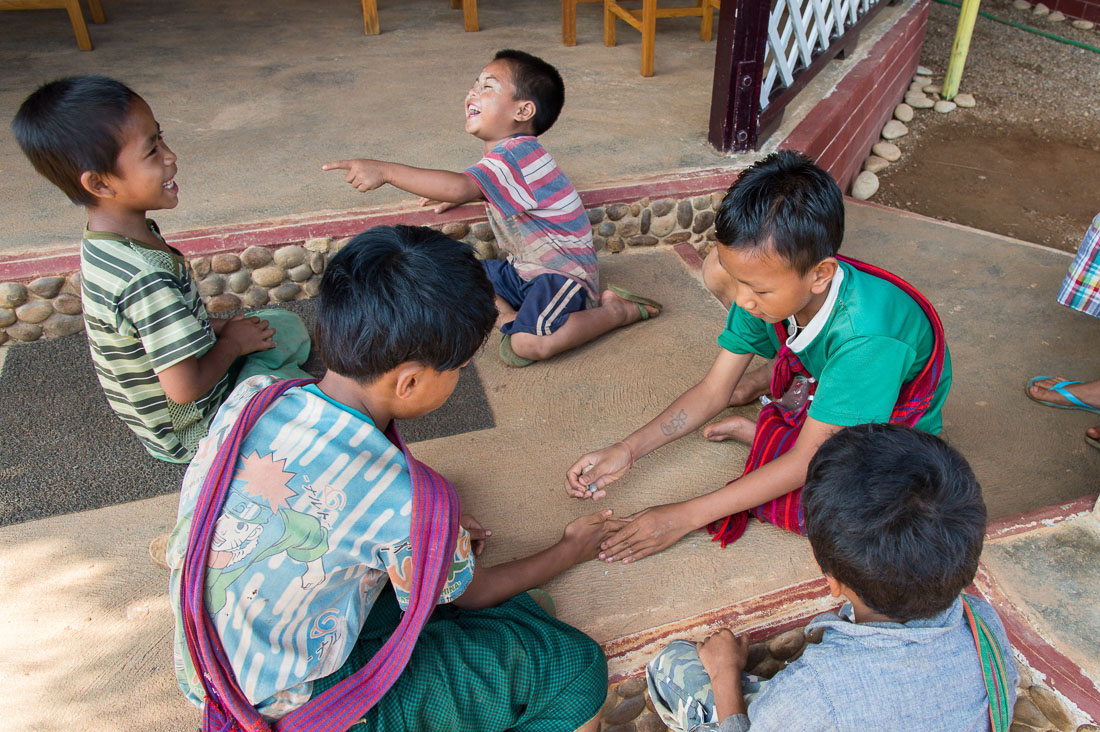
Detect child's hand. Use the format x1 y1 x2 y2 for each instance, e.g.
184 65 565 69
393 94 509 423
460 513 491 556
697 628 749 679
219 314 275 356
418 197 460 214
322 159 387 192
561 508 616 563
565 443 633 499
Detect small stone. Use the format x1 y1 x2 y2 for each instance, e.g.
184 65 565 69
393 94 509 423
198 275 225 297
711 191 725 209
692 210 716 234
863 155 890 174
630 203 643 216
586 208 605 225
273 245 307 269
592 235 606 252
617 676 648 697
954 92 976 108
228 271 252 294
42 314 84 338
1012 0 1030 8
304 236 332 253
651 198 675 216
692 195 710 210
270 283 301 302
243 287 269 308
1076 725 1100 732
915 64 933 75
851 171 880 200
906 94 934 109
619 220 641 238
806 626 825 644
66 271 82 294
1012 695 1050 728
473 240 498 260
912 74 932 85
750 656 784 679
471 222 494 241
28 276 65 299
50 293 81 315
650 214 677 238
287 263 313 282
665 231 692 244
0 283 28 308
677 199 694 229
605 235 625 253
442 222 470 238
190 256 211 278
636 712 666 732
881 120 909 140
908 81 926 93
933 100 957 113
645 693 657 714
1032 2 1049 14
16 300 53 324
303 277 322 297
1071 18 1094 28
241 246 274 268
331 237 353 253
206 294 242 313
894 103 914 122
606 694 647 725
767 628 807 660
0 308 15 327
606 203 630 221
628 235 659 247
920 84 940 96
1028 685 1075 731
640 208 652 235
0 330 7 345
252 266 286 288
211 253 242 274
7 322 42 342
746 642 768 670
871 141 902 161
602 685 620 716
1009 724 1035 732
310 252 326 274
1047 10 1065 20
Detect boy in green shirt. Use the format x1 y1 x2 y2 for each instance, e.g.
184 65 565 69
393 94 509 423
566 150 951 560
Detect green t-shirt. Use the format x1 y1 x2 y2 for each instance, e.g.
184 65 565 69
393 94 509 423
717 261 951 433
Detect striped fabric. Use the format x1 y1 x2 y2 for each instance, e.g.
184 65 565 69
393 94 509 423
708 256 948 546
1057 211 1100 317
81 221 226 462
180 378 461 732
464 136 598 304
961 597 1013 732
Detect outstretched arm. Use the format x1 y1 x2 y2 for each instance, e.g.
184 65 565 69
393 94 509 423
565 349 754 498
321 159 483 204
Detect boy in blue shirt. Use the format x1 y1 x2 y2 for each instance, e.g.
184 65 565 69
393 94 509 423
646 424 1017 732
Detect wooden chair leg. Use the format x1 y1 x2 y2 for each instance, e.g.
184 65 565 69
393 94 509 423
462 0 478 31
361 0 379 34
640 0 656 77
86 0 104 24
700 0 715 41
603 0 616 46
62 0 93 50
562 0 577 45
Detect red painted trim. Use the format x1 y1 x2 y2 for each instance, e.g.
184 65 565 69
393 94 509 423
972 563 1100 722
673 241 705 270
984 494 1097 541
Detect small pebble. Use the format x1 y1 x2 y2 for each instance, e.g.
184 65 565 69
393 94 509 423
906 94 934 109
894 103 914 122
915 64 933 75
1012 0 1030 8
851 171 879 200
1071 18 1094 28
871 141 902 161
881 120 909 140
933 100 957 113
605 694 647 725
912 74 932 85
863 155 890 174
954 92 976 108
1032 2 1050 14
1047 10 1065 21
617 676 648 698
922 84 941 95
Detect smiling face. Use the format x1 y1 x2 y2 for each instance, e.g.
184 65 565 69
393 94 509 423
464 60 534 145
101 98 179 212
717 241 834 324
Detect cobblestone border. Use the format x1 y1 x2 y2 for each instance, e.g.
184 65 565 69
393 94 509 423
0 192 726 346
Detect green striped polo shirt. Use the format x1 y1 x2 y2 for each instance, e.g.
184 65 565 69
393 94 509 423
80 220 229 462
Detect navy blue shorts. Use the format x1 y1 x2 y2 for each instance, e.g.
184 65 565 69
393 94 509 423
483 259 590 336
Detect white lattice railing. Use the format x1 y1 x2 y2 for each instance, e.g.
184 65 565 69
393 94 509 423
761 0 882 108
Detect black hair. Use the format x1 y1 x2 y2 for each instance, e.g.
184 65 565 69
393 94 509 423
316 225 497 383
493 49 565 136
714 150 845 275
11 75 141 207
802 424 987 622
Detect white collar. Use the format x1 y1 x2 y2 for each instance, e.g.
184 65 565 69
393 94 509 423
786 265 844 352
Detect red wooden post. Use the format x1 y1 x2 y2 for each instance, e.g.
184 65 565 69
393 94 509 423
708 0 772 152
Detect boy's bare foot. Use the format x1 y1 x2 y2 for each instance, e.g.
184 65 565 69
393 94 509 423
729 362 773 406
1087 424 1100 449
1028 377 1100 409
601 289 660 324
703 416 757 444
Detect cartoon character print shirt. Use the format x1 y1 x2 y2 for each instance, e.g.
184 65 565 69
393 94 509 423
167 376 475 720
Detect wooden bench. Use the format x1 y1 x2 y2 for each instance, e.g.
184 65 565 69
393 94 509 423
0 0 105 51
360 0 478 35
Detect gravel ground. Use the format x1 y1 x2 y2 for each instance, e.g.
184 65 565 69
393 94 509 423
874 0 1100 251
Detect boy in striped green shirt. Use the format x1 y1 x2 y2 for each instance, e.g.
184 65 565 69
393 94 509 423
13 76 310 462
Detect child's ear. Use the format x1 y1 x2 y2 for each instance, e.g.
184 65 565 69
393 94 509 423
810 257 838 294
393 362 428 400
80 170 116 201
514 100 536 125
824 574 844 598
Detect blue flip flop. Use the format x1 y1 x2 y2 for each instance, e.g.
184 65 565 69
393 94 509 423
1025 376 1100 415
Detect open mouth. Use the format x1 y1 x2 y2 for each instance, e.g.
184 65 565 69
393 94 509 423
466 104 481 119
163 176 178 193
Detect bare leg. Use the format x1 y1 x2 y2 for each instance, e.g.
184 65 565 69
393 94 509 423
574 713 601 732
494 295 518 330
508 290 659 362
702 415 758 444
703 248 773 406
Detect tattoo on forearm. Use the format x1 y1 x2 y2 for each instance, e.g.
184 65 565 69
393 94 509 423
660 409 688 436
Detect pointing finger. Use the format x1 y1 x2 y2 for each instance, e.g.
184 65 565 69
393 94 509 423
321 160 351 171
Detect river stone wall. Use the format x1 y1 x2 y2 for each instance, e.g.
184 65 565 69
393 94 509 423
0 192 725 345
